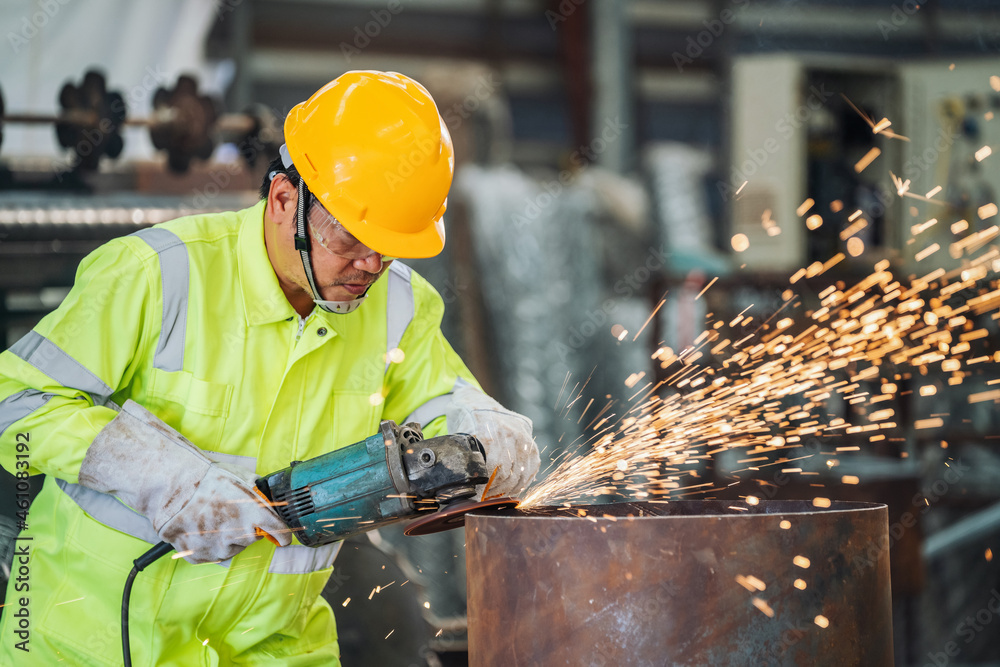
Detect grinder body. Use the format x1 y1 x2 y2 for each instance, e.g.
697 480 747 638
256 420 489 546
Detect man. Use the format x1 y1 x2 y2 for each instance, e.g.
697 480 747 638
0 70 539 665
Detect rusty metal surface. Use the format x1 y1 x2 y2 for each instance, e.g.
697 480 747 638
403 497 518 536
466 500 892 666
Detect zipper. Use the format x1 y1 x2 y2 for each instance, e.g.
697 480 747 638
295 315 307 341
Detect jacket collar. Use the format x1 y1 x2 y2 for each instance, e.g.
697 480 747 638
238 201 298 326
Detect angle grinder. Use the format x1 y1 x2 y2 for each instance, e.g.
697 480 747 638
255 419 517 540
122 420 517 665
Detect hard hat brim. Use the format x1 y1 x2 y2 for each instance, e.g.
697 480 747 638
334 208 446 259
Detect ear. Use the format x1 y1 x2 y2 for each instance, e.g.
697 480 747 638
265 174 299 227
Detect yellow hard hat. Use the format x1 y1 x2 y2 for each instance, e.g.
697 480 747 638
283 70 454 259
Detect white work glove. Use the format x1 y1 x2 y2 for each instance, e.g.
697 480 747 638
78 399 291 564
444 386 540 499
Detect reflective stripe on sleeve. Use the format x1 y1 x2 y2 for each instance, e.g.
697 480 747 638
9 332 115 406
0 389 55 437
268 542 342 575
404 377 475 427
207 450 258 473
56 478 162 545
57 450 258 550
385 262 415 372
58 450 340 573
133 227 189 373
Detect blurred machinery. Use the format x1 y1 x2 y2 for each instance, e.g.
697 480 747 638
729 55 1000 276
0 69 276 349
0 69 282 177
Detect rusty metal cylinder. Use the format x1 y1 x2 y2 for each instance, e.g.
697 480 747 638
466 500 892 666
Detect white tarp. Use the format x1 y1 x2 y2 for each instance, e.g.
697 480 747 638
2 0 223 160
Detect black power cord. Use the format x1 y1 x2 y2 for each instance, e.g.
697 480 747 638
122 541 173 667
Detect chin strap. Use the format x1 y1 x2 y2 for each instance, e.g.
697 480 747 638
315 295 369 314
293 175 370 314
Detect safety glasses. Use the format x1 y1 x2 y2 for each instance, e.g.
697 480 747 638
308 199 396 262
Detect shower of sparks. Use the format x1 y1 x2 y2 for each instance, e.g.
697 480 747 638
970 389 1000 403
891 172 911 196
912 219 939 235
54 597 85 606
696 277 719 300
846 237 865 257
841 94 910 141
915 243 941 262
854 147 881 173
840 217 868 240
633 297 666 341
762 209 781 237
891 172 948 205
517 82 1000 522
520 183 1000 508
752 598 775 617
736 574 766 592
872 118 892 134
209 578 248 592
480 466 500 501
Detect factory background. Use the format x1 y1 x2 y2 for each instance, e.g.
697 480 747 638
1 0 999 665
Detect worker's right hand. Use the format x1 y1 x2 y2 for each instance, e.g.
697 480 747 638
444 386 540 499
78 400 291 564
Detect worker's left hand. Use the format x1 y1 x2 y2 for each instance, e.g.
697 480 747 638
78 400 292 564
444 386 539 498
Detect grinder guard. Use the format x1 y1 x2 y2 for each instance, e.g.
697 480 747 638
256 420 489 546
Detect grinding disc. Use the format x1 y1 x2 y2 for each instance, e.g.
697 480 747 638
403 497 519 536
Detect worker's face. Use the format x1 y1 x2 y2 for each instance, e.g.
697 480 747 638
265 175 393 305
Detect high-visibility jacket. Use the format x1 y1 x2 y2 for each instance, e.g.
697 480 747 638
0 200 478 666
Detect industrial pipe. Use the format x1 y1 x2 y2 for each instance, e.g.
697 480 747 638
466 500 892 666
